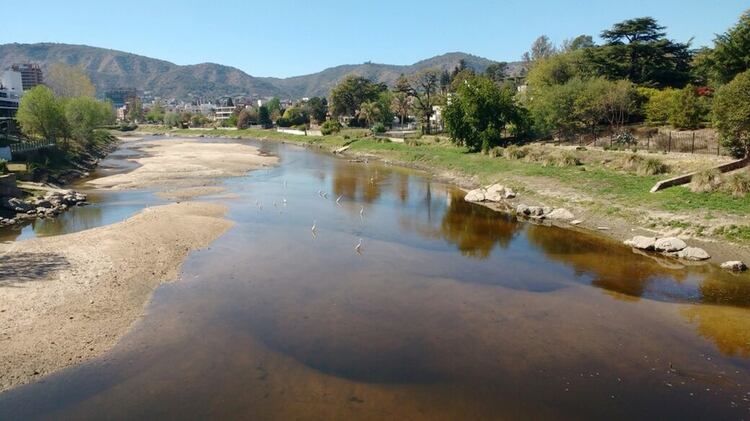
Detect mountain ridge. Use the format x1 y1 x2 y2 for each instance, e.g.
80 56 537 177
0 43 522 100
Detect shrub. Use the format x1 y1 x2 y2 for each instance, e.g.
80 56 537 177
555 151 582 167
371 122 387 134
713 70 750 158
0 159 7 174
723 171 750 197
621 153 644 171
505 145 527 160
638 158 668 175
523 147 546 163
691 168 723 193
320 119 342 135
489 147 504 158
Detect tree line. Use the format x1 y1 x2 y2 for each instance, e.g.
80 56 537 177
15 63 116 155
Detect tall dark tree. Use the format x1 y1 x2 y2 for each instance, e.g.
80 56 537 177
306 97 328 123
484 62 509 83
409 69 440 134
562 35 595 52
710 10 750 84
329 75 386 118
588 17 692 88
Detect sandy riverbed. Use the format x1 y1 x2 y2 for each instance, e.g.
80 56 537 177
0 137 277 392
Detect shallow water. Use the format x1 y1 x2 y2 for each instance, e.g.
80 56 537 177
1 138 750 419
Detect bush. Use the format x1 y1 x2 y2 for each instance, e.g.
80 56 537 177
723 171 750 197
371 122 387 134
713 70 750 158
691 168 723 193
489 147 504 158
505 145 528 159
638 157 668 175
320 119 342 136
0 159 7 174
555 151 582 167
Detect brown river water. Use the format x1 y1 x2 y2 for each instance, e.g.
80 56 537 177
1 137 749 419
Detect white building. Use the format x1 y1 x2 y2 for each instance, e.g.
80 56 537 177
0 70 23 120
214 106 235 121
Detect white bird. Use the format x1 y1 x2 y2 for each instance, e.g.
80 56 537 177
360 206 365 217
282 198 287 205
317 189 322 197
311 220 317 232
355 238 363 254
336 195 343 205
323 192 328 199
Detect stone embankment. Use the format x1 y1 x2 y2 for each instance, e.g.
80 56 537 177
0 189 87 226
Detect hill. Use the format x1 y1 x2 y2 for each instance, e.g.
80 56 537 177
0 43 521 100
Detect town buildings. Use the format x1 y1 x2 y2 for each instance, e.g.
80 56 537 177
10 63 43 91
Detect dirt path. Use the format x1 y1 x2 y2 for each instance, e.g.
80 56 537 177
0 137 278 392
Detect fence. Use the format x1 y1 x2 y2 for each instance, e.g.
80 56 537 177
560 129 728 156
9 139 56 156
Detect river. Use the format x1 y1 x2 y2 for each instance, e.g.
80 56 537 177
1 136 749 419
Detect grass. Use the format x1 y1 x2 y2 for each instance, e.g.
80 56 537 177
133 126 750 221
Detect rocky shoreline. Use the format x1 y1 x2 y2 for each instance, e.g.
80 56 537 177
464 182 747 272
0 189 88 227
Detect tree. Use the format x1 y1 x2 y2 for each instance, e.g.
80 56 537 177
642 88 677 123
409 69 440 134
589 17 692 88
164 112 181 128
668 85 702 129
439 69 451 94
484 62 509 83
281 106 309 126
713 70 750 157
563 35 595 52
391 91 410 126
145 102 165 123
126 97 143 122
15 85 67 141
306 97 328 123
237 108 257 129
709 10 750 84
357 101 382 127
523 35 557 63
600 79 638 131
266 97 281 118
65 97 111 143
443 75 519 151
258 105 272 128
45 63 96 98
329 75 385 118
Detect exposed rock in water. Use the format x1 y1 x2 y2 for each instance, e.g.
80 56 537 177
676 247 710 261
624 236 657 251
465 189 486 202
0 190 87 226
654 237 687 253
720 261 747 272
465 184 516 203
546 208 575 221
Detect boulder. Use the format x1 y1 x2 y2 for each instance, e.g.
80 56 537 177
464 189 486 202
484 184 505 202
528 206 544 216
654 237 687 252
624 236 657 251
547 208 575 221
542 207 553 215
676 247 710 261
720 261 747 272
516 204 529 215
1 197 33 213
503 188 516 199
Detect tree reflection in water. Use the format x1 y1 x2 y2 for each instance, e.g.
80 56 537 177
525 224 750 307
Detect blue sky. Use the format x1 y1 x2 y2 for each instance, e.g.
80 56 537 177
2 0 747 78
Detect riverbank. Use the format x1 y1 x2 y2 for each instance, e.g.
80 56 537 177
134 127 750 265
0 137 278 392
